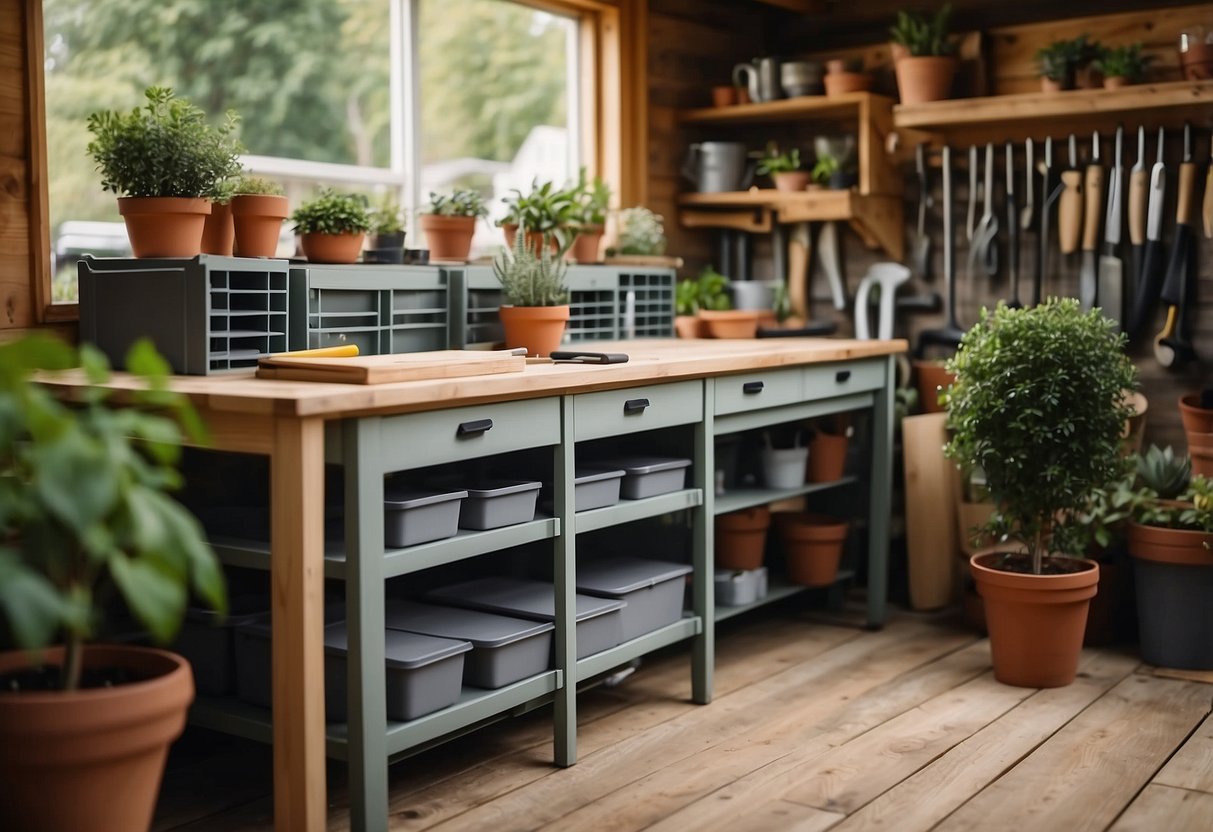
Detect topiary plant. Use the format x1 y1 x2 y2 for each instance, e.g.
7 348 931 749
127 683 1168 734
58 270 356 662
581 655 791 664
889 4 957 57
945 299 1138 574
493 224 569 307
425 189 488 219
291 188 371 235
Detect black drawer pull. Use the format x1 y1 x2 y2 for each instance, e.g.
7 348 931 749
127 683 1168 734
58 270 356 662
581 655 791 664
835 370 852 383
624 398 650 414
742 381 765 395
456 418 494 437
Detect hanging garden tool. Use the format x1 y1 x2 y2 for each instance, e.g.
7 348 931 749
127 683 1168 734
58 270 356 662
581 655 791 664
1006 141 1023 308
972 142 999 279
1127 126 1148 307
912 143 933 279
1058 134 1084 259
915 145 965 357
1079 132 1103 311
1035 137 1065 306
1155 124 1198 368
1021 138 1034 234
1128 127 1168 339
1099 127 1125 331
967 144 981 246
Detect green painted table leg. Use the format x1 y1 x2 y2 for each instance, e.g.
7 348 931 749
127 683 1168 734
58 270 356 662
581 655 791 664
866 356 895 629
553 396 577 767
692 381 714 705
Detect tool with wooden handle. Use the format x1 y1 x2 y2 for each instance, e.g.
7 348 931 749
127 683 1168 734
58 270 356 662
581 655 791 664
1128 127 1168 339
1058 134 1084 257
1128 125 1148 296
1155 124 1198 368
1079 131 1103 311
1099 126 1125 330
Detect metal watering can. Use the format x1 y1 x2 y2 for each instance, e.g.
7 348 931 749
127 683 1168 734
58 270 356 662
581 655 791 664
682 142 752 193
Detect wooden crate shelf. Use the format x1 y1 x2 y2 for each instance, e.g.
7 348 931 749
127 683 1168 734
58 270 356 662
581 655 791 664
680 92 893 127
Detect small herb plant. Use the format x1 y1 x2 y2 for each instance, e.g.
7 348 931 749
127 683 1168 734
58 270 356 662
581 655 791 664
889 4 957 57
811 154 841 185
1036 34 1097 84
1094 43 1154 83
493 225 569 307
569 169 612 228
86 86 243 200
501 179 577 244
369 193 406 236
233 175 285 196
291 189 372 235
945 299 1138 574
425 189 488 219
612 207 667 256
756 146 803 177
674 267 732 315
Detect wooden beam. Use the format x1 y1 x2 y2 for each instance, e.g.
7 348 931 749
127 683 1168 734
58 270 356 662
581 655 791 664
24 0 51 327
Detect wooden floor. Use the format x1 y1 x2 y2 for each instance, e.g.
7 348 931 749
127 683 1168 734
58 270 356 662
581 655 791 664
154 602 1213 831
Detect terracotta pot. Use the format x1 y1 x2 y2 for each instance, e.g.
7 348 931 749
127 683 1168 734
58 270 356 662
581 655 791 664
772 171 812 192
118 196 212 258
1129 519 1213 568
970 552 1099 687
699 309 760 339
1179 393 1213 433
779 513 848 587
913 359 955 413
736 87 752 105
1188 431 1213 478
889 43 910 64
1129 520 1213 668
502 223 560 257
1180 39 1213 80
823 71 871 97
498 304 570 357
231 194 290 258
300 231 365 264
1040 76 1066 93
568 226 604 263
711 85 738 107
420 214 476 261
715 507 771 570
1103 75 1128 90
0 645 194 832
674 315 705 339
807 430 849 482
894 56 958 105
200 200 234 256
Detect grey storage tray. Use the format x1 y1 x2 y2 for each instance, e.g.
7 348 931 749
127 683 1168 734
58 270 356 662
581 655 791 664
459 480 541 530
610 456 692 499
384 487 468 548
426 577 626 659
175 596 267 697
541 467 626 513
576 558 692 642
384 600 553 689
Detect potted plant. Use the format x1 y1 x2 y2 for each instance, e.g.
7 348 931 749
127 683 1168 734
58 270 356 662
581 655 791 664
777 513 849 587
419 189 488 262
567 170 611 264
674 277 705 339
86 86 243 258
500 179 577 257
945 299 1137 687
889 4 959 105
365 193 407 264
1035 36 1088 92
608 206 667 257
493 225 570 356
823 57 872 97
716 506 771 570
230 176 288 258
291 188 371 264
1094 43 1154 89
807 414 853 483
0 335 226 832
694 266 760 338
201 177 238 256
757 145 810 192
1179 388 1213 477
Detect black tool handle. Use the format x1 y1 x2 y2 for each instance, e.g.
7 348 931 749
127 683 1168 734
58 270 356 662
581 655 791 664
549 351 630 364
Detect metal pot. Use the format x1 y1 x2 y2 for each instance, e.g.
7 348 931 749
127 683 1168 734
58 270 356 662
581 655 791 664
682 142 751 193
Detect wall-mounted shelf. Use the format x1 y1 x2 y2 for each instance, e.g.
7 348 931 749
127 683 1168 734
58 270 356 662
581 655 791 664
680 92 892 127
749 0 826 12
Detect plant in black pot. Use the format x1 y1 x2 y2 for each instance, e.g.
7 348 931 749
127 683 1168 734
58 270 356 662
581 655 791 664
945 298 1137 687
0 335 226 832
365 192 407 264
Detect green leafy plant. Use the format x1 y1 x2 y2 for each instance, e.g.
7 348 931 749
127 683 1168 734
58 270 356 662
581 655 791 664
1137 445 1191 499
945 299 1138 574
291 188 372 235
889 4 957 57
233 175 285 196
811 154 840 185
675 267 732 315
425 189 489 219
1094 43 1154 82
369 193 406 236
0 335 226 691
1132 474 1213 533
493 224 569 307
569 169 612 228
756 146 802 177
501 179 578 253
612 207 667 256
86 86 243 200
1036 35 1096 83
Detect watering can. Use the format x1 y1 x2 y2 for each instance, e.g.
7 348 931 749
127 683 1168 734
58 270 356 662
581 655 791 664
682 142 752 193
733 57 782 103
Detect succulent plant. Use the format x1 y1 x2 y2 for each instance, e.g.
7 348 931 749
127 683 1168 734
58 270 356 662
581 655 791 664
1137 445 1191 499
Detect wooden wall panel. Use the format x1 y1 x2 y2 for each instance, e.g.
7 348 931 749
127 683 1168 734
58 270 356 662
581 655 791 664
0 0 34 330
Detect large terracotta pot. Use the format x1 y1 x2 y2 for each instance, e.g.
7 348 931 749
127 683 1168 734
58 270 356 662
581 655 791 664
1128 520 1213 669
715 507 771 570
807 430 849 483
200 200 234 256
1179 393 1213 433
894 56 959 105
970 552 1098 688
118 196 212 258
779 513 848 587
420 214 476 261
0 645 194 832
300 231 365 264
913 359 955 413
231 194 290 258
568 226 604 263
498 304 570 357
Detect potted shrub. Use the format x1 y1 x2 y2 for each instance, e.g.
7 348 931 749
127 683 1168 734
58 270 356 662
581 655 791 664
945 299 1137 687
889 4 959 105
608 206 667 257
0 335 226 832
493 225 570 356
230 176 289 258
568 170 611 264
757 145 810 192
291 189 371 264
86 86 243 258
501 179 577 257
201 177 237 256
1094 43 1154 89
419 189 488 262
365 193 407 264
1035 36 1089 92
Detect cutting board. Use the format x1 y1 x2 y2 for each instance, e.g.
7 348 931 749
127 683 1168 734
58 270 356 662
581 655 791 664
902 412 959 611
256 350 526 384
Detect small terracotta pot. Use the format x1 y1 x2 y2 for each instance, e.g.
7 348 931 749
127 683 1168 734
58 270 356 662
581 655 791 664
674 315 705 339
913 359 955 413
568 226 604 263
699 309 761 339
779 513 848 587
498 304 570 357
894 56 958 105
1179 393 1213 433
1040 76 1066 93
200 200 234 256
420 214 476 261
823 71 871 97
231 194 290 258
1180 39 1213 80
716 507 771 570
1188 431 1213 478
118 196 212 258
772 171 812 192
807 430 849 482
1103 75 1128 90
300 231 365 264
712 85 738 107
502 223 560 257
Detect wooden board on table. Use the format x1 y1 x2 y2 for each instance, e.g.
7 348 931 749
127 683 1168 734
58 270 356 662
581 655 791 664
255 350 526 384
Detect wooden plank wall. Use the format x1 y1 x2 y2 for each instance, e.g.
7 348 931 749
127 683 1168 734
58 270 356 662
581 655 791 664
0 0 36 331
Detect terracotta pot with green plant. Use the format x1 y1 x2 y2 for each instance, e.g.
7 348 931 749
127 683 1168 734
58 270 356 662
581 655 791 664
292 189 371 264
420 189 489 262
501 178 577 257
1035 35 1096 92
87 86 243 258
1093 43 1154 89
889 4 959 105
365 192 407 264
0 335 226 832
493 226 570 356
757 144 810 192
230 176 288 258
201 178 237 256
568 169 611 264
946 299 1137 688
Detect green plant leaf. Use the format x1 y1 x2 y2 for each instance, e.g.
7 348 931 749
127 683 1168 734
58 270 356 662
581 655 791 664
0 549 69 650
108 554 188 644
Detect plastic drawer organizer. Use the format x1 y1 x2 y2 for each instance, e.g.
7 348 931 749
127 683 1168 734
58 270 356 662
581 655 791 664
78 255 290 375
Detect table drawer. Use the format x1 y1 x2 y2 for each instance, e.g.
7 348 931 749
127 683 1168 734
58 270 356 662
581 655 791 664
802 359 886 399
379 398 560 469
714 367 803 416
574 380 702 441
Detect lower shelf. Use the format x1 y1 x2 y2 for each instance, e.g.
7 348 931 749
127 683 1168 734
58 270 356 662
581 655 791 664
576 616 703 680
714 570 855 622
714 476 857 515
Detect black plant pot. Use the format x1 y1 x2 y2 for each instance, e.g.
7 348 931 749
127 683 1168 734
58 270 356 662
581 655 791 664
363 247 405 264
1134 557 1213 669
369 231 406 249
828 170 858 190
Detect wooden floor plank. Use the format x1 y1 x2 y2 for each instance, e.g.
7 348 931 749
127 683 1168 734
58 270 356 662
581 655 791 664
1152 712 1213 794
1108 784 1213 831
935 675 1213 832
738 800 844 832
826 651 1140 832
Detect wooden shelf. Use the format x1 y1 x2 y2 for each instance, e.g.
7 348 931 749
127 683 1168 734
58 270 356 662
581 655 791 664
749 0 827 12
680 92 893 127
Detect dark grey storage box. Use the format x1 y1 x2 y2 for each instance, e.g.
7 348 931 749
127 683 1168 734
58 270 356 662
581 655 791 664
612 456 692 499
459 480 541 530
384 487 468 548
384 600 553 688
572 467 626 511
576 558 692 642
174 597 267 696
426 577 626 659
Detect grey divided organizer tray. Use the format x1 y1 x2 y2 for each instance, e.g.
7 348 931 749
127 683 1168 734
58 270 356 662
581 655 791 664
426 577 626 659
612 456 692 499
459 480 541 530
384 600 553 689
575 558 692 642
384 487 468 548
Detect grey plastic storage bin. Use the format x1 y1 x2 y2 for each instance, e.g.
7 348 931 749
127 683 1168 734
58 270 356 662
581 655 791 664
613 456 692 499
573 467 626 511
384 600 553 688
384 487 468 548
714 567 768 607
575 558 692 642
174 597 267 697
426 577 626 659
459 480 541 530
